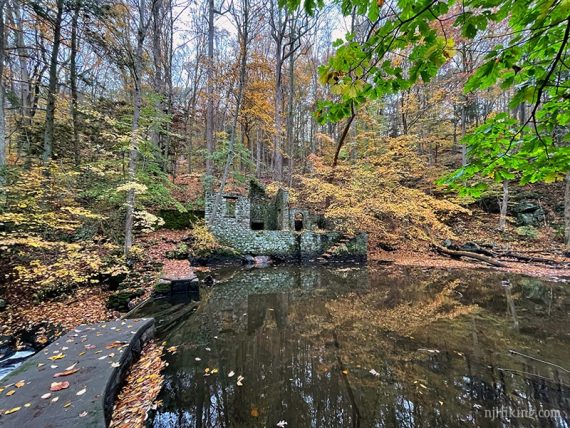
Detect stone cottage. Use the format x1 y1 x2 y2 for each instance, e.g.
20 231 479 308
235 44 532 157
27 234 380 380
204 182 367 262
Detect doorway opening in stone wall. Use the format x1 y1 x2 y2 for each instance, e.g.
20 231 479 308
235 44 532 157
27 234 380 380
294 213 304 231
251 221 264 230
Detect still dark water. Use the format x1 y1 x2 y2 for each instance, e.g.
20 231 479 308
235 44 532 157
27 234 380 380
132 266 570 427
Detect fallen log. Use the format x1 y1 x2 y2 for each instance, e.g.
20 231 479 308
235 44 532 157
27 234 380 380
497 251 567 266
433 244 507 268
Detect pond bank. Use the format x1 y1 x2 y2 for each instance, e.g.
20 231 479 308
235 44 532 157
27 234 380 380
371 250 570 280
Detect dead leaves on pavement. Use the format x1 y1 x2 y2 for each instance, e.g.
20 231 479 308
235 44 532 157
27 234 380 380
109 341 165 428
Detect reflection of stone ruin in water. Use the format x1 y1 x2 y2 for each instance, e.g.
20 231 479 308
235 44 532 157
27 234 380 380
204 180 367 263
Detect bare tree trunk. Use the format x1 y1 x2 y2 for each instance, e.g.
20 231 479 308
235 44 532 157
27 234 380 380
125 0 148 258
205 0 215 177
70 0 81 166
400 93 408 135
42 0 64 163
286 50 295 183
564 172 570 251
209 1 249 225
460 45 468 166
0 0 6 190
7 1 32 160
499 180 508 232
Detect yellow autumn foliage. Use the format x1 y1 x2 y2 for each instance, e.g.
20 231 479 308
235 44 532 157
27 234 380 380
298 136 470 247
0 165 118 294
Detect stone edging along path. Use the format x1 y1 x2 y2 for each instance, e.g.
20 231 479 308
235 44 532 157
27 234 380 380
0 318 154 427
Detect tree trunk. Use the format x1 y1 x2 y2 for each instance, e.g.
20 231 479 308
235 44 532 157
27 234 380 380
125 1 148 258
273 39 283 181
499 180 508 232
209 3 249 226
286 50 295 183
564 172 570 251
70 0 81 166
205 0 215 177
0 0 6 193
7 2 32 161
42 0 64 163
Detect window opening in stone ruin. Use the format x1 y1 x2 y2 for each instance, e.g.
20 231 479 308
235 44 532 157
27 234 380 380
251 221 264 230
294 212 304 231
225 198 237 217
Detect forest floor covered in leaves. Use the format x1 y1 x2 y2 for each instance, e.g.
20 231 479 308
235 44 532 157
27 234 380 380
371 208 570 279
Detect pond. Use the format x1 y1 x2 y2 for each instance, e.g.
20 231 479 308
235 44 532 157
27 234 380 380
132 265 570 427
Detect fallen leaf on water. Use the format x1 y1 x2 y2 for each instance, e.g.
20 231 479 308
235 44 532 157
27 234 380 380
194 357 201 361
84 345 96 350
277 421 288 427
15 380 25 388
76 388 87 396
65 363 78 371
54 368 79 378
50 381 70 392
37 363 45 368
4 407 21 415
79 352 86 356
211 368 218 374
24 403 31 408
228 371 235 377
41 393 51 399
342 369 349 375
48 354 65 361
167 346 177 354
98 356 107 360
111 362 120 368
51 397 59 403
250 407 259 417
205 347 211 352
6 389 16 396
50 365 58 369
64 402 72 408
80 411 88 417
237 375 244 386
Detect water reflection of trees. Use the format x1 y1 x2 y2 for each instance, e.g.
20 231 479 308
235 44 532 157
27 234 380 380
152 267 570 427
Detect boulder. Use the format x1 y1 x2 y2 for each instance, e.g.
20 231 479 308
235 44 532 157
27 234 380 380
513 201 545 226
107 288 144 311
0 335 15 360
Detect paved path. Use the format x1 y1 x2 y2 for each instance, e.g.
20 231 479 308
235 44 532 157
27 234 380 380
0 318 154 427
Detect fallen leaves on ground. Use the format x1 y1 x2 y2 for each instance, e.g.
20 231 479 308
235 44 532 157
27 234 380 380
53 368 79 378
106 341 127 349
0 287 115 340
109 341 165 428
50 381 70 391
48 354 65 361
